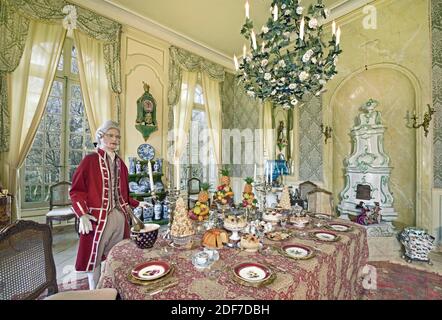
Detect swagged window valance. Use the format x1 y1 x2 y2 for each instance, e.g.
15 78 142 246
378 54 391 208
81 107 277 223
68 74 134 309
0 0 122 152
168 46 225 108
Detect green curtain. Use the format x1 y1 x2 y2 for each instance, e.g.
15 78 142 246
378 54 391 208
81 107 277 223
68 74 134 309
0 0 123 152
168 46 225 108
0 1 30 152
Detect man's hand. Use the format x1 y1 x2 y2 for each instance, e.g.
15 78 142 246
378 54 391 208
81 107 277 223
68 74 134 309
78 214 97 234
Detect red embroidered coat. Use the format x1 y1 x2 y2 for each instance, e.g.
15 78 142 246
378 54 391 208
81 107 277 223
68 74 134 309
70 148 139 272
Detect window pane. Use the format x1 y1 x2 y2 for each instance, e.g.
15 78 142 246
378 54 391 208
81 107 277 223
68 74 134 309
69 134 83 149
46 96 62 114
69 166 78 181
33 132 44 149
45 133 61 150
71 46 78 74
45 148 61 168
85 134 94 149
26 148 43 166
45 114 62 132
50 81 63 98
25 167 43 185
69 117 83 133
44 166 60 184
57 50 64 71
25 185 43 202
71 84 82 102
69 150 83 166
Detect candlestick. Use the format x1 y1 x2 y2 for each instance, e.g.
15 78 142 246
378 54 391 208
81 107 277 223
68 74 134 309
336 27 341 45
148 161 154 192
243 44 247 59
233 54 239 71
245 0 249 19
273 4 278 21
251 30 257 50
300 17 305 41
332 20 336 35
176 163 180 190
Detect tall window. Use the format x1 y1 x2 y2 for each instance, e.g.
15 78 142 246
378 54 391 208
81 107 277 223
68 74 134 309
180 83 217 189
22 38 94 208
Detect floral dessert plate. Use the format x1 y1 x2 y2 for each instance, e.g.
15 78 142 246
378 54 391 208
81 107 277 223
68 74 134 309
233 262 272 283
265 230 292 241
310 231 340 242
131 260 171 281
326 223 353 232
281 244 315 260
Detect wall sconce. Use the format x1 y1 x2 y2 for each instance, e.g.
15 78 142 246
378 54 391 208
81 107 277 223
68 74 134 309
409 104 435 138
320 124 333 144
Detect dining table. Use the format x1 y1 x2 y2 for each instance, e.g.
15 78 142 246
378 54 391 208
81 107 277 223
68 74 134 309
97 216 369 300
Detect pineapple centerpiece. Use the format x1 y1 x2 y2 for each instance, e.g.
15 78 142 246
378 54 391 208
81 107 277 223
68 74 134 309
215 167 234 206
241 177 258 209
188 183 211 221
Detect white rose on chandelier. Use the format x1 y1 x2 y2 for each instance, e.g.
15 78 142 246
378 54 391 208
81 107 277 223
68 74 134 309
247 90 255 97
262 26 269 34
285 10 291 16
302 50 314 63
311 57 317 64
289 83 297 90
308 18 318 29
296 6 304 15
261 59 269 67
264 73 272 80
278 60 286 67
299 71 309 81
319 79 327 85
271 89 277 95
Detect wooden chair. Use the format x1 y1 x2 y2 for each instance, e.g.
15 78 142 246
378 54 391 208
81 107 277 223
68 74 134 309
187 177 201 208
0 220 118 300
46 182 78 233
307 188 334 216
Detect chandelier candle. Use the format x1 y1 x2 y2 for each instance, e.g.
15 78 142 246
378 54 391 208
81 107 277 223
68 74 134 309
236 0 343 110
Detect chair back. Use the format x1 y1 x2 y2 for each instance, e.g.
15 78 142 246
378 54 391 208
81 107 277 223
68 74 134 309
187 178 201 195
299 181 318 200
0 220 58 299
49 181 72 210
307 188 334 215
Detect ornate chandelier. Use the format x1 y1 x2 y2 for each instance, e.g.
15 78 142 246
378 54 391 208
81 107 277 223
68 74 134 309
234 0 342 109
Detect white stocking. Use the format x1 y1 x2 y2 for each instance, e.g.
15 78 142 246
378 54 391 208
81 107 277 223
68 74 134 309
87 266 101 290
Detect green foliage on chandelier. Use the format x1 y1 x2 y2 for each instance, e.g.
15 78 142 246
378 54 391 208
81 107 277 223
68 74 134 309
237 0 342 110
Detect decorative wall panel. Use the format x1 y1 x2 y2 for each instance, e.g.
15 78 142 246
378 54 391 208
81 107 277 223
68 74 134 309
299 96 323 181
433 0 442 187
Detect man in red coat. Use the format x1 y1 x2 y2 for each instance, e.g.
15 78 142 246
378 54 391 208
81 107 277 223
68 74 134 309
70 120 146 289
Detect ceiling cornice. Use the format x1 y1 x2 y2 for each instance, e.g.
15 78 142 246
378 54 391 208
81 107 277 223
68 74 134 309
69 0 373 72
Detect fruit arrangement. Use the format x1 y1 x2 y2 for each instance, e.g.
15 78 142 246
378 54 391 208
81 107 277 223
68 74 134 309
215 167 234 205
188 183 211 221
241 177 258 209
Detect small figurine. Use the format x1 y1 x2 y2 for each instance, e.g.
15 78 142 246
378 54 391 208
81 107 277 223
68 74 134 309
136 161 142 174
153 161 160 173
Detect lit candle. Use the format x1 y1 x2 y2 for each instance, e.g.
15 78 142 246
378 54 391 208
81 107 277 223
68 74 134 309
245 0 250 19
336 27 341 45
273 4 278 21
253 163 257 182
300 17 305 41
332 20 336 35
176 163 180 190
243 44 247 59
148 161 155 192
261 41 265 53
251 30 257 50
233 54 239 71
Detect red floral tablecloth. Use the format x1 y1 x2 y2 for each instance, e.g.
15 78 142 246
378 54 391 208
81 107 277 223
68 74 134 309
97 219 368 300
